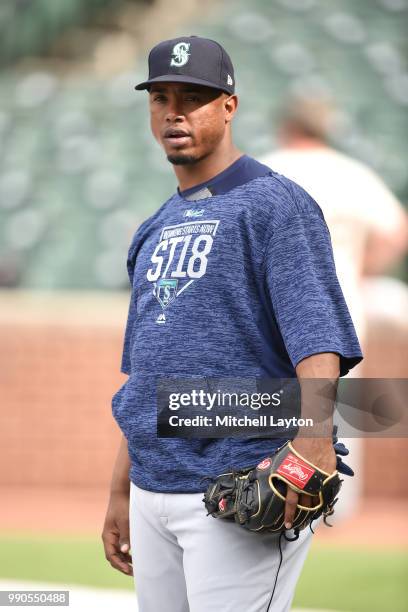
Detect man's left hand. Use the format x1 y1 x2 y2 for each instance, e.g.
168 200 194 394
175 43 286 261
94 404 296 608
284 437 337 529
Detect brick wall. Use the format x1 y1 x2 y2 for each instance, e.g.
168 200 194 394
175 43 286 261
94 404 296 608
0 291 128 488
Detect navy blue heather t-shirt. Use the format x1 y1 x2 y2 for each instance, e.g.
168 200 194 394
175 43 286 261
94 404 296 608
112 155 363 493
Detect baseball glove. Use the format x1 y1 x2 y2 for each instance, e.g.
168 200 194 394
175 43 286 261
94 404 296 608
203 441 343 533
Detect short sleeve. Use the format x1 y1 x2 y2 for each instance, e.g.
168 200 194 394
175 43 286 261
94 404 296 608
264 212 363 377
120 291 137 375
120 243 138 375
118 207 168 375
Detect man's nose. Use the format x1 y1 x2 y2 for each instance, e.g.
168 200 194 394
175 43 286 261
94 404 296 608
165 97 184 122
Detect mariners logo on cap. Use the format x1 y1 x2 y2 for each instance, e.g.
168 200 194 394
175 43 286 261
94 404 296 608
170 42 191 67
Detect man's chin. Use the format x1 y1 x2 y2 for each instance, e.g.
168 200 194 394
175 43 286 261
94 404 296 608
166 153 199 166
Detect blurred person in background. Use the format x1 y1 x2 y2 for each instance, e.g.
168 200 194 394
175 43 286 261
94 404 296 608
261 96 408 344
261 96 408 519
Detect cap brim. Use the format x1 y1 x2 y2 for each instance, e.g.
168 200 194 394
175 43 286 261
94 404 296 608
135 74 231 94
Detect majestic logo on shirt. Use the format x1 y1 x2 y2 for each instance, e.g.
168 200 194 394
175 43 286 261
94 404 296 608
183 209 205 218
147 220 220 323
170 42 190 67
156 312 166 325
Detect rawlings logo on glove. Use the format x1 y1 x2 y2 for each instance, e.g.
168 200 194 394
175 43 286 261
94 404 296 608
276 454 315 488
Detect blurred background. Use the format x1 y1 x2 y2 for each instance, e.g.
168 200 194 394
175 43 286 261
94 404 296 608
0 0 407 610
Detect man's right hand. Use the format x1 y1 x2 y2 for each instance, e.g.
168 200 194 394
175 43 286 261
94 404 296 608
101 491 133 576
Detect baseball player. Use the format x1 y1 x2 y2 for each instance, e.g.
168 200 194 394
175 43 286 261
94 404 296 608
102 36 363 611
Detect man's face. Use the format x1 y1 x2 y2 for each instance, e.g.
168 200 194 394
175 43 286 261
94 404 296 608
148 82 231 165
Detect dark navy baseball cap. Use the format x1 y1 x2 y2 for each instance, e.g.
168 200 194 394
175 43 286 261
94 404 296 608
135 35 235 95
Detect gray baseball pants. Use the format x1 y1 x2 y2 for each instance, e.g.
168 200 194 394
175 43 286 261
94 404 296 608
129 482 315 612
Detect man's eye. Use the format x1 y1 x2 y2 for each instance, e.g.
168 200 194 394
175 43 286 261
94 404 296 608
153 95 166 102
185 95 200 102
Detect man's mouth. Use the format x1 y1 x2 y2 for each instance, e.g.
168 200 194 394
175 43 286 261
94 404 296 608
163 128 192 147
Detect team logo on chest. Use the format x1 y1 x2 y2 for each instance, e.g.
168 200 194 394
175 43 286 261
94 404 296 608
154 278 178 309
170 42 190 67
147 220 220 323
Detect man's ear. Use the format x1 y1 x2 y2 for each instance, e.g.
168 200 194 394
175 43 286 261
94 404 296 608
224 94 238 123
